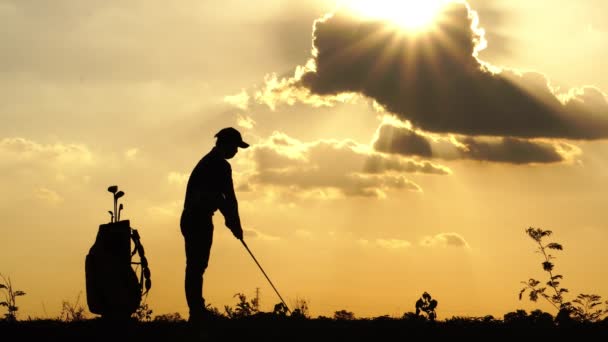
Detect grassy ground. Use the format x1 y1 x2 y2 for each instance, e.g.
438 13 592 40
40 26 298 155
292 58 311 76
2 316 608 341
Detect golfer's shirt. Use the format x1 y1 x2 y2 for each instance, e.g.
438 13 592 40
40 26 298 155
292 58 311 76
183 147 242 229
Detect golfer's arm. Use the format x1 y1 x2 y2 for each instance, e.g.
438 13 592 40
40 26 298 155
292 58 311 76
219 169 242 230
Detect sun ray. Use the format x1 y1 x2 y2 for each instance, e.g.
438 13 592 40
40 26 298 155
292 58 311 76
342 0 449 32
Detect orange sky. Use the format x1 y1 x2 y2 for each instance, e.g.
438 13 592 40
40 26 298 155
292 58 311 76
1 0 608 320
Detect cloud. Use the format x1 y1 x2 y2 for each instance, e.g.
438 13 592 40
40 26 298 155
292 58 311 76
255 69 359 110
373 123 433 158
373 123 580 164
244 228 281 241
236 114 256 129
35 187 64 205
375 238 412 249
125 148 139 160
420 232 469 248
0 137 94 166
224 89 250 110
0 137 96 183
258 1 608 140
458 136 564 164
168 172 188 186
245 131 451 198
357 238 412 249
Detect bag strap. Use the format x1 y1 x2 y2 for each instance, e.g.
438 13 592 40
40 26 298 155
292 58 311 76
131 228 152 296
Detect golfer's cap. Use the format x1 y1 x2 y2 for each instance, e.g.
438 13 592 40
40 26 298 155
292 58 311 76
215 127 249 148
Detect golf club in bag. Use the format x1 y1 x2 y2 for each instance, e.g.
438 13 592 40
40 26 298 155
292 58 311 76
85 185 151 319
240 239 290 314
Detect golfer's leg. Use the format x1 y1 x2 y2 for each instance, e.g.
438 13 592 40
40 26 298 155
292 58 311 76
199 223 213 309
185 238 205 318
183 217 213 319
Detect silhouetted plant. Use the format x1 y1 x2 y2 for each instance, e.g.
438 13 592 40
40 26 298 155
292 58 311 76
224 292 259 319
503 309 554 327
503 309 528 324
519 227 608 324
519 227 570 313
519 227 608 323
445 315 496 324
290 297 310 319
59 292 87 322
528 309 555 326
133 303 153 322
333 309 355 320
415 292 438 321
205 303 224 318
273 302 289 317
0 274 26 321
571 293 605 322
152 312 183 322
402 311 425 321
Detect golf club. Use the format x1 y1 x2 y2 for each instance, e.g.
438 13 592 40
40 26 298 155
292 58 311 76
118 203 124 222
108 210 114 223
240 239 290 313
114 190 124 222
108 185 118 223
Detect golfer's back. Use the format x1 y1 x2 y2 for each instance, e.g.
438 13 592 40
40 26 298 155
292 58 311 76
183 148 231 216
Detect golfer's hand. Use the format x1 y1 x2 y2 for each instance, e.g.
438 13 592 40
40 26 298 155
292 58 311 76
231 226 244 240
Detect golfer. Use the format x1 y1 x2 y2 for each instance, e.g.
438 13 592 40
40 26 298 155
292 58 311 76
180 127 248 324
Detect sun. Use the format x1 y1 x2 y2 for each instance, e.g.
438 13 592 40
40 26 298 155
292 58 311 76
344 0 448 31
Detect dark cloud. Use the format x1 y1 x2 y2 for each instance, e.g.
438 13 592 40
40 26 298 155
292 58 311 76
373 124 432 157
373 123 569 164
460 137 563 164
245 132 451 198
296 2 608 140
362 154 448 174
466 0 514 60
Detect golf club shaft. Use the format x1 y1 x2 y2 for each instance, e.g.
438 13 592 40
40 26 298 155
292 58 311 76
240 239 290 313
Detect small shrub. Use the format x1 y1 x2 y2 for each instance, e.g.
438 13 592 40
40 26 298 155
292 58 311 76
571 293 605 322
0 274 26 321
225 292 259 319
290 297 310 319
273 302 289 317
415 292 438 321
205 303 224 319
402 312 425 321
503 309 529 324
333 309 355 320
133 303 153 322
153 312 183 322
59 292 87 322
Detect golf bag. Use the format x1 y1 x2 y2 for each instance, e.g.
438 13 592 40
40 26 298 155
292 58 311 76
85 220 151 319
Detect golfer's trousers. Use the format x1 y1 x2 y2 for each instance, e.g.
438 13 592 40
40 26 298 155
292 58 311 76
180 209 214 317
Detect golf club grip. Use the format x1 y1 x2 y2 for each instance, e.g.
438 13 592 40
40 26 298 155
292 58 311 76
240 239 291 313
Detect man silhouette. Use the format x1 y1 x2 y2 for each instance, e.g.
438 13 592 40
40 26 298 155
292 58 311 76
180 127 248 324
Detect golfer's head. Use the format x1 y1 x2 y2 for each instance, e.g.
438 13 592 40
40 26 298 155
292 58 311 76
215 127 249 159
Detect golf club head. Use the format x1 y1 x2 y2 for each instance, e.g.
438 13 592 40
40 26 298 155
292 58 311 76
118 203 124 221
115 191 125 200
107 185 118 194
